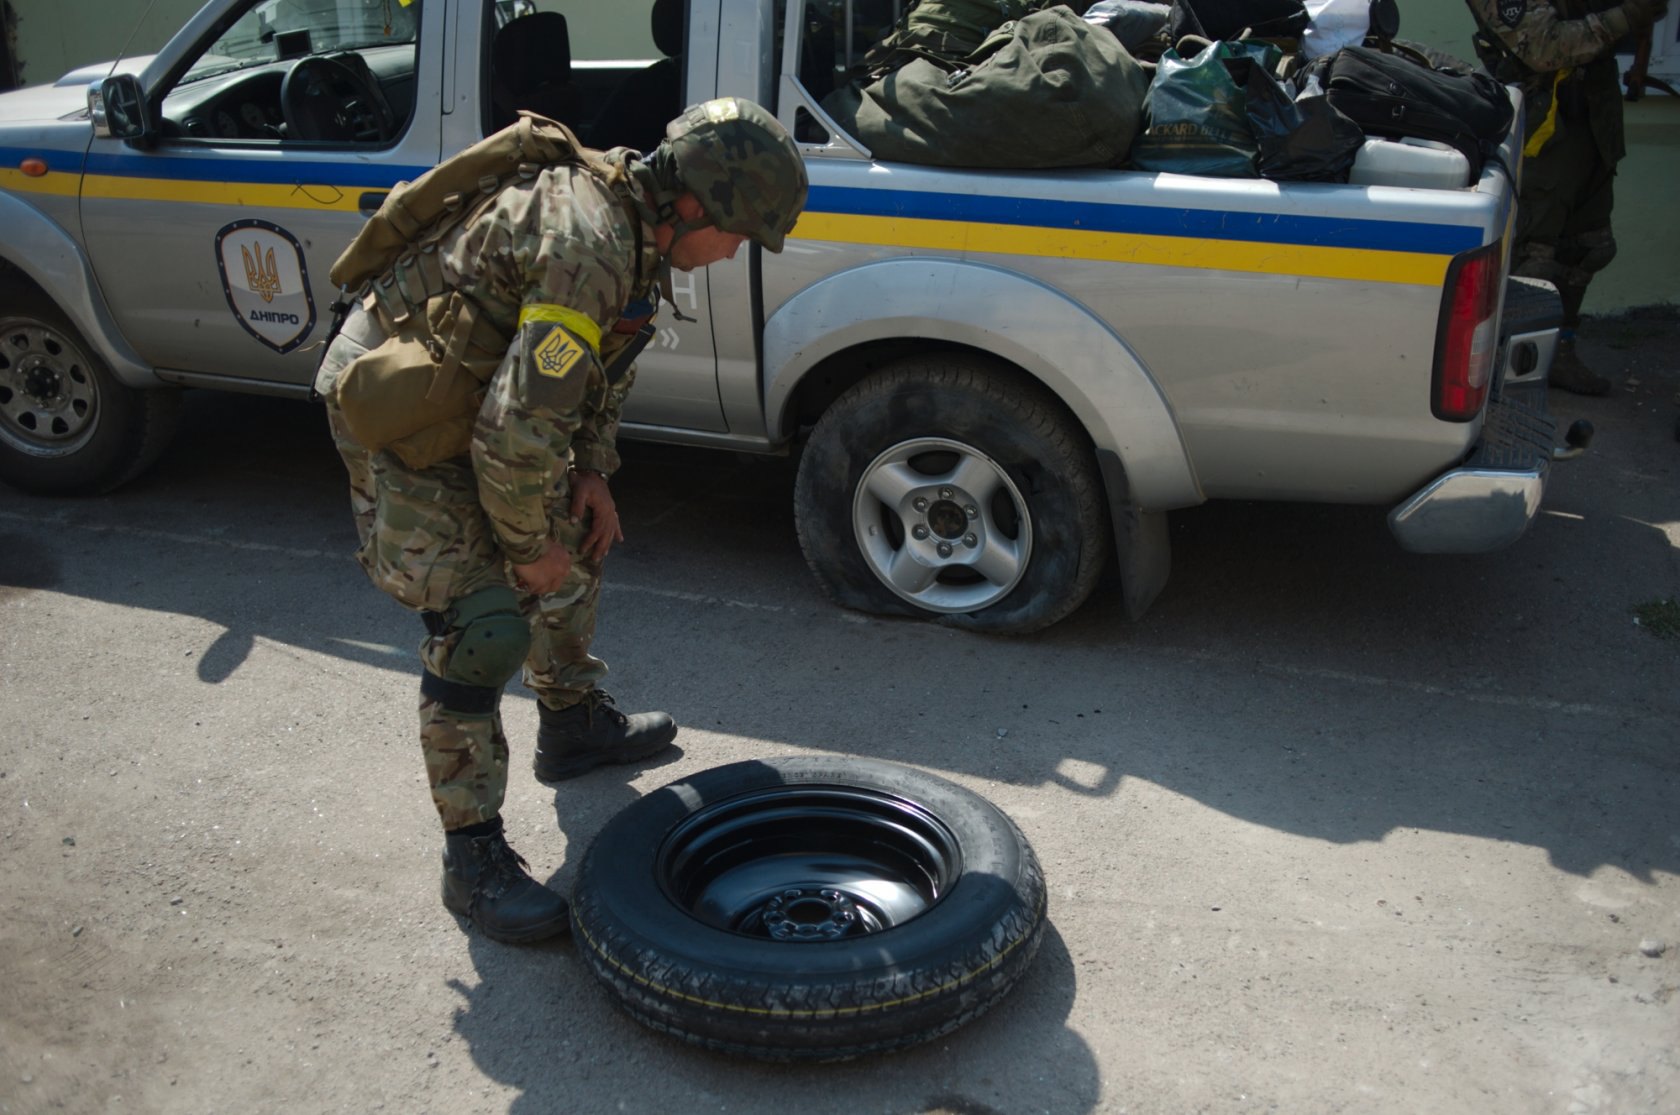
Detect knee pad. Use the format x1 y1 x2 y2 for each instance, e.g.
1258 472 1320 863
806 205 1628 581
420 669 500 718
437 585 531 688
1568 227 1617 277
1511 241 1568 288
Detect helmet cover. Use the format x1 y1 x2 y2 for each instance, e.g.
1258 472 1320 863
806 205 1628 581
663 98 808 252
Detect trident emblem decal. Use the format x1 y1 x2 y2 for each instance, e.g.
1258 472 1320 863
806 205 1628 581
215 218 316 354
241 243 283 304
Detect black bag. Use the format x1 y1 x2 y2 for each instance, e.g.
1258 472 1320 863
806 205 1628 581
1083 0 1173 55
1302 45 1514 177
1167 0 1310 44
1244 60 1365 181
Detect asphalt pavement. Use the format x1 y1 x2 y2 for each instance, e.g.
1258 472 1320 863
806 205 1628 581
2 324 1676 1114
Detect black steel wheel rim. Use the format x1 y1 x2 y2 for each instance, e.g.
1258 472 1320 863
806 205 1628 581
656 786 964 942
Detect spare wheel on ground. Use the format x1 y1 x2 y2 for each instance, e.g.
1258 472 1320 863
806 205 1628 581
570 756 1048 1061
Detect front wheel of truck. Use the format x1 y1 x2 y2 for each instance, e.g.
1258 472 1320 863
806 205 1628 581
0 293 180 495
794 356 1108 635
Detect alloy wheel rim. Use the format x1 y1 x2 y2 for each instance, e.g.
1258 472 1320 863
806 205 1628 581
851 437 1032 614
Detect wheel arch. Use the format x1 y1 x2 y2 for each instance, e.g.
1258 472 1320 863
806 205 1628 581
762 258 1203 512
0 192 158 388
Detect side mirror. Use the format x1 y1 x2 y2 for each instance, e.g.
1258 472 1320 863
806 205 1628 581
89 73 152 141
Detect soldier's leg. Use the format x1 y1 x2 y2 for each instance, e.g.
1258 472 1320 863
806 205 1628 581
1511 132 1582 292
521 509 609 707
420 585 568 942
360 453 567 942
1555 161 1618 328
524 487 676 782
1513 126 1613 395
417 585 528 830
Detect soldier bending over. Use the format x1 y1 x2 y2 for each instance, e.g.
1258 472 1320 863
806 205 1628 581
314 98 807 943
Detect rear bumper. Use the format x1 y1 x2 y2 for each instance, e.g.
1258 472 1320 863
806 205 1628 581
1388 278 1561 554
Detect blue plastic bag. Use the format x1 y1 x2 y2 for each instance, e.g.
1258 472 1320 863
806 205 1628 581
1130 40 1279 177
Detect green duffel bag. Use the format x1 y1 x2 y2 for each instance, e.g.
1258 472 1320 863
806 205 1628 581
829 6 1150 169
864 0 1047 72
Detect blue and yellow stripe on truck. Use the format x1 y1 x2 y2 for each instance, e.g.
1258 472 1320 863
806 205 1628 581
0 146 426 211
0 144 84 197
3 150 1480 287
793 185 1483 287
79 151 428 210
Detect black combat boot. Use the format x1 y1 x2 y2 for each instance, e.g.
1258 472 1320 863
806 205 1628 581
441 819 570 944
532 689 677 782
1549 338 1612 396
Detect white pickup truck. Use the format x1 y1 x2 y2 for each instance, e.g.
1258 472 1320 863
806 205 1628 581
0 0 1569 632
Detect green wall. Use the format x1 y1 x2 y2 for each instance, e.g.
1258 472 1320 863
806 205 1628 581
1396 0 1479 56
8 0 200 85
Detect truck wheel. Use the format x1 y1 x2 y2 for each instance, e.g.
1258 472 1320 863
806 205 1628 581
0 295 179 495
570 756 1047 1062
794 357 1107 634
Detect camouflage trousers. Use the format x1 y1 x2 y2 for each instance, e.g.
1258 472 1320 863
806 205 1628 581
316 306 609 831
1513 115 1618 330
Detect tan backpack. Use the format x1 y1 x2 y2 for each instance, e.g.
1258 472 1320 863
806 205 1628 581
330 112 608 290
326 114 623 469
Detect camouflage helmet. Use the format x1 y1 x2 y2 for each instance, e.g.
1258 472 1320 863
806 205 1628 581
662 97 808 253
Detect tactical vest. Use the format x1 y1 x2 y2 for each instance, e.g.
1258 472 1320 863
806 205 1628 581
1468 0 1625 163
326 113 648 470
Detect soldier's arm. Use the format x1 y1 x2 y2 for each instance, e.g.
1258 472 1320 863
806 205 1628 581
471 172 636 560
471 312 602 563
1467 0 1659 71
569 312 652 478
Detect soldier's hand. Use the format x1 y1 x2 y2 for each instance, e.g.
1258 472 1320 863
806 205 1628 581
1620 0 1668 27
568 469 623 563
511 541 572 596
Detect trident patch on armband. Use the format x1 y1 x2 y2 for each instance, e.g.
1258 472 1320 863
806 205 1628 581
531 325 586 380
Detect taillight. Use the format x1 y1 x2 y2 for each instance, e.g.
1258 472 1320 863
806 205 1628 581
1432 241 1502 422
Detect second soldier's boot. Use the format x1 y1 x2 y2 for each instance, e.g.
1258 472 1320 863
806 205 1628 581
1549 338 1612 397
441 819 570 944
532 688 677 782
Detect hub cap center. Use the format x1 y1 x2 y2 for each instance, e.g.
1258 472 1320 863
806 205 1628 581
20 359 63 403
926 499 967 540
761 887 859 941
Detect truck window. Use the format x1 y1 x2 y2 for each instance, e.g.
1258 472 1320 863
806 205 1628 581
487 0 685 152
529 0 659 61
794 0 903 105
161 0 420 146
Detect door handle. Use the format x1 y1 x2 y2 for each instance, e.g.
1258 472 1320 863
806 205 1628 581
358 191 389 215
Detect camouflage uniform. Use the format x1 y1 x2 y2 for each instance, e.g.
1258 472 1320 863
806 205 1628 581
1467 0 1665 334
315 151 660 831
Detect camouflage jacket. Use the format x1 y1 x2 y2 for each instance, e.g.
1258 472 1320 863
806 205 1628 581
439 149 661 565
1466 0 1628 160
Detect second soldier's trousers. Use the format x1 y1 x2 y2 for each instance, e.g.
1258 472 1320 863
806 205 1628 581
1513 113 1618 329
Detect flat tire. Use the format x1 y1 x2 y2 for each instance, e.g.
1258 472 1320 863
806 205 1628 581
794 356 1107 634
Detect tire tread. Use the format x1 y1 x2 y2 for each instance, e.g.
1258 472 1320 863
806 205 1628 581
571 759 1049 1061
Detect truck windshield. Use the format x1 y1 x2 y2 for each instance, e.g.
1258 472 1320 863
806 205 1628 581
183 0 422 83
